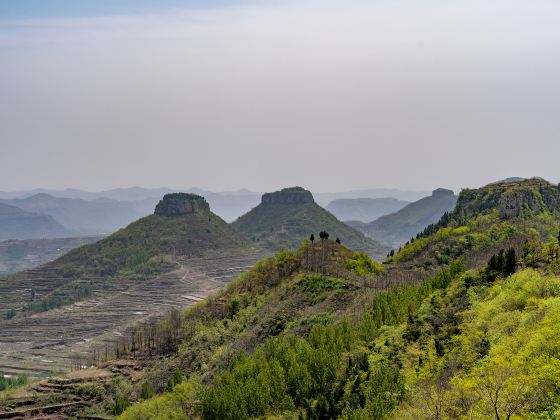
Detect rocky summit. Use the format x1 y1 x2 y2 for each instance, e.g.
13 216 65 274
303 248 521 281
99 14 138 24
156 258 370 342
261 186 315 205
154 193 210 216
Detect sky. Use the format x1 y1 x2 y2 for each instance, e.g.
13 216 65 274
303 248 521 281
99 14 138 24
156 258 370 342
1 0 560 193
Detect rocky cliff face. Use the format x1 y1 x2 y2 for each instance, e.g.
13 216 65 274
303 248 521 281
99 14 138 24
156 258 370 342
261 187 315 205
431 188 455 198
454 178 560 220
154 193 210 216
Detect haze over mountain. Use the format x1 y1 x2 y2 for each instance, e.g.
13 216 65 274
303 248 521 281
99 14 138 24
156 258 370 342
0 202 72 240
326 197 410 223
350 188 457 248
0 194 156 235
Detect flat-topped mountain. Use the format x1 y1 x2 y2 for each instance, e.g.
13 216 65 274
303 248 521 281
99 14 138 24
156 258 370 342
232 187 388 258
0 203 71 240
154 193 210 216
351 188 457 247
261 186 315 205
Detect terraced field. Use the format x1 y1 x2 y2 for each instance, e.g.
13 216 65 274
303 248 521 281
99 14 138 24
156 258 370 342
0 249 266 377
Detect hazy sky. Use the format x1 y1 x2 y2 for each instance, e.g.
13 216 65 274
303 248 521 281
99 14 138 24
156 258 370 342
1 0 559 193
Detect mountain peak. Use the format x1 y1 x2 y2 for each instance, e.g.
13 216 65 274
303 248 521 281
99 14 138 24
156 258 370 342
431 188 454 198
455 177 560 220
154 193 210 216
261 186 314 205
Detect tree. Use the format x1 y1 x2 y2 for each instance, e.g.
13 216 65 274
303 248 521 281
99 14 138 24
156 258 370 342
503 248 517 276
335 238 341 244
310 234 315 244
140 380 154 400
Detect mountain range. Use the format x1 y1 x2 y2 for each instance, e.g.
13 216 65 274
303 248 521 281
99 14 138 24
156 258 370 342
0 202 71 240
2 178 560 419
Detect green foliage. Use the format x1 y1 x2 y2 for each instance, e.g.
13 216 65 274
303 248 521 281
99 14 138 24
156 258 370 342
200 321 359 420
298 274 348 293
0 375 27 391
3 308 15 320
23 279 92 313
140 380 154 400
166 368 183 392
346 253 385 276
118 382 196 420
112 377 132 416
482 248 517 283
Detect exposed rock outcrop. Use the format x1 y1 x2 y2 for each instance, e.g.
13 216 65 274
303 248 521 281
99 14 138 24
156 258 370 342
154 193 210 216
453 178 560 220
431 188 455 198
261 187 314 205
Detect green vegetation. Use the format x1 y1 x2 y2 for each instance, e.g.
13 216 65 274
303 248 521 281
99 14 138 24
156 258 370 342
0 375 27 391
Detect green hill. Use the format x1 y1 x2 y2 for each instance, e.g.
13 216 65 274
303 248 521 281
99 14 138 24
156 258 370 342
232 186 388 259
0 193 253 317
354 188 457 248
0 202 72 240
326 197 409 222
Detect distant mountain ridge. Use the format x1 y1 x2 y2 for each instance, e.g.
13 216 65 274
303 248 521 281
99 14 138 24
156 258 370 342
0 203 72 240
351 188 457 248
0 194 154 235
326 197 410 222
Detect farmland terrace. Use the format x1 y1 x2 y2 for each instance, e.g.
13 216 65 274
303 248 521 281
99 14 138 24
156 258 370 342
0 249 266 377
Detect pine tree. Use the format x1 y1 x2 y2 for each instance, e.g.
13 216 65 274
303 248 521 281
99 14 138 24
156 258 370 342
503 248 517 276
